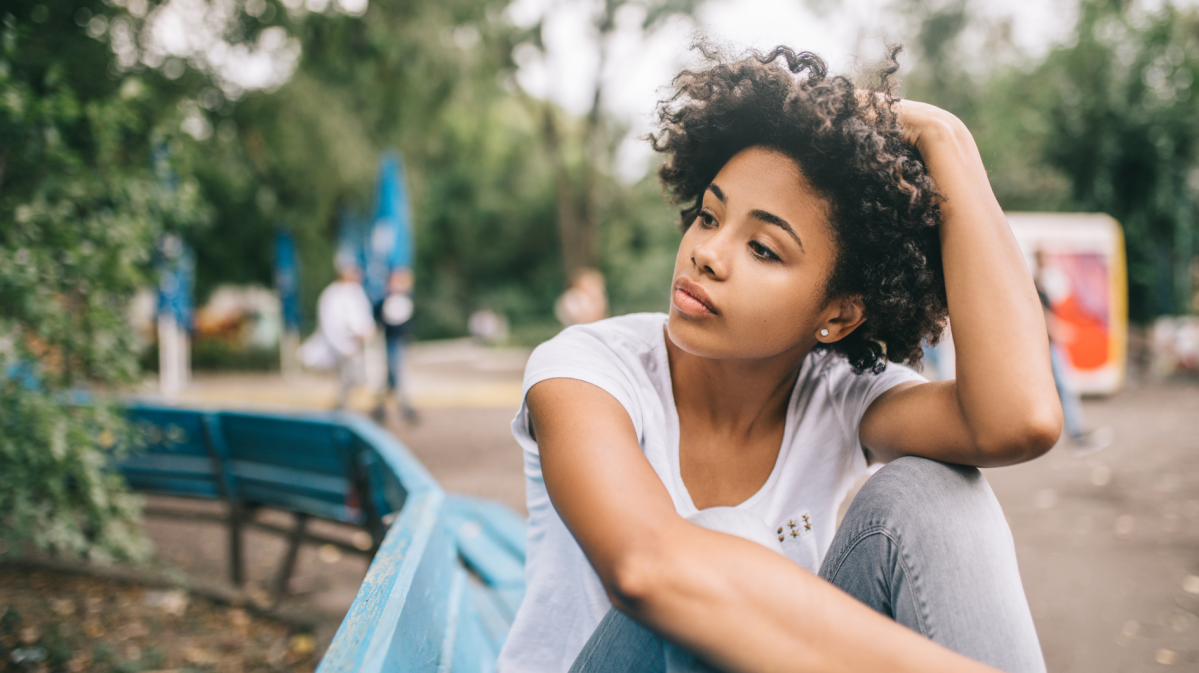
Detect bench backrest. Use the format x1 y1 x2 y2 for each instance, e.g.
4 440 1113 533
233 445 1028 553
120 407 227 500
117 406 408 531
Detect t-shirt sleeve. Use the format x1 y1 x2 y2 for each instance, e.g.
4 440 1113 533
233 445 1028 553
826 357 928 474
511 325 645 459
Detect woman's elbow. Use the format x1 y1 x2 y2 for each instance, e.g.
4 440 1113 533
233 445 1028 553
977 403 1063 465
1016 405 1063 460
604 543 670 612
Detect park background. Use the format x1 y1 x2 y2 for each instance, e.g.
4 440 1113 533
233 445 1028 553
4 0 1199 671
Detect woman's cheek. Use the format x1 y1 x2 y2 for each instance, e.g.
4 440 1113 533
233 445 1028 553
739 282 817 347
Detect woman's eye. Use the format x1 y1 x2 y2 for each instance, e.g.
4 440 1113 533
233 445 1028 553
698 211 717 228
750 241 779 261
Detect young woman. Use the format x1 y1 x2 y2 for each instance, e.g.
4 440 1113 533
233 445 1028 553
498 46 1062 673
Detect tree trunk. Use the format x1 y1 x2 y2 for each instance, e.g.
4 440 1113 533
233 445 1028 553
542 107 591 277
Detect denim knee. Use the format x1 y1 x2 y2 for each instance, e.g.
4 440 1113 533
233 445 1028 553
819 456 1011 629
843 456 1007 543
820 457 1045 673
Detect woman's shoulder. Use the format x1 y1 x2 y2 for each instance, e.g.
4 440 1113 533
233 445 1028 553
804 348 921 381
523 313 666 398
532 313 666 361
800 348 926 410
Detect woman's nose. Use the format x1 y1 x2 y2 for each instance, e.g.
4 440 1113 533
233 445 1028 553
691 230 730 279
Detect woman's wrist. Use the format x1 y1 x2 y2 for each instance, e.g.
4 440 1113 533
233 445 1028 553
898 101 992 202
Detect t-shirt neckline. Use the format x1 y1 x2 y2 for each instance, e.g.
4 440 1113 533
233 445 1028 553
657 319 806 516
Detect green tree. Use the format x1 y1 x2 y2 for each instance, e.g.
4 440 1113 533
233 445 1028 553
1036 0 1199 320
183 0 570 337
146 0 689 341
516 0 703 278
0 1 208 562
895 0 1199 321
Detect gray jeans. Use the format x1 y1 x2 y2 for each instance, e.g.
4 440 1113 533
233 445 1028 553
568 457 1046 673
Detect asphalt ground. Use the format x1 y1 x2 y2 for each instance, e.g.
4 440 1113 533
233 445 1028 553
142 341 1199 672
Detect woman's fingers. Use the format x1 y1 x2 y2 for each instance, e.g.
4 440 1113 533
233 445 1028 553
895 99 969 153
852 91 952 147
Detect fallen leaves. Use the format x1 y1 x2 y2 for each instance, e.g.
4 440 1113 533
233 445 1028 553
0 567 318 672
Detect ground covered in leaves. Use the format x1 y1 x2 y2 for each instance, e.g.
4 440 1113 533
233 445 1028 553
0 567 317 673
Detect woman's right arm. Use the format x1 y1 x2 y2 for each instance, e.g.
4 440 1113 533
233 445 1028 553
529 377 1001 673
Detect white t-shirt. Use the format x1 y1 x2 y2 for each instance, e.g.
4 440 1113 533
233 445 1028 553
316 281 375 357
497 313 926 673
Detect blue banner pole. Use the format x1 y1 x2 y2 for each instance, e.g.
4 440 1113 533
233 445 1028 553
156 233 193 395
275 229 302 376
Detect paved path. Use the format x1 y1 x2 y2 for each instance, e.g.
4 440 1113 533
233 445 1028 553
141 343 1199 671
169 339 527 411
985 384 1199 672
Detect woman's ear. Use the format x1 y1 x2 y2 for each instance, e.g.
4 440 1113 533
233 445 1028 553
816 296 866 343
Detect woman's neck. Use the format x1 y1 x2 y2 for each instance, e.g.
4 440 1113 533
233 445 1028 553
665 331 810 440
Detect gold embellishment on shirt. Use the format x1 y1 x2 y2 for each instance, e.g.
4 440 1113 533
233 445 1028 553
779 512 813 541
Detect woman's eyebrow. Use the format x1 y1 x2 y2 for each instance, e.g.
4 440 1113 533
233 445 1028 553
750 209 804 250
706 183 726 203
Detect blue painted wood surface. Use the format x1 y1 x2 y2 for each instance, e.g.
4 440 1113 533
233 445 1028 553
319 414 526 673
115 404 526 672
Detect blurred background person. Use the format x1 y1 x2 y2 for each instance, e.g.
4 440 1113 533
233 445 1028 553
373 267 418 423
302 253 375 409
1035 248 1114 455
469 308 510 345
554 267 609 327
920 319 955 381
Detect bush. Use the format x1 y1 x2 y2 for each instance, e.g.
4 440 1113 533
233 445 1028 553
0 384 150 563
0 5 207 563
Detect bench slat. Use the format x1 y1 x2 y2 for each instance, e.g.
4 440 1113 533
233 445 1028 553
448 515 525 589
452 585 497 673
443 496 526 563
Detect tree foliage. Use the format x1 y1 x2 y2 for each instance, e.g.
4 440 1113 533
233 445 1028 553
0 1 209 562
899 0 1199 322
183 0 570 337
1037 1 1199 320
516 0 701 278
184 0 685 338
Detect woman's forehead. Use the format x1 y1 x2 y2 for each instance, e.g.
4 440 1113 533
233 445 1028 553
710 147 831 225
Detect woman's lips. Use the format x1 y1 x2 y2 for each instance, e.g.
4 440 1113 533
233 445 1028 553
673 278 718 317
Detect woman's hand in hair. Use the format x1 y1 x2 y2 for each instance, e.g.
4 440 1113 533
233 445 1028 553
892 99 970 154
854 92 966 152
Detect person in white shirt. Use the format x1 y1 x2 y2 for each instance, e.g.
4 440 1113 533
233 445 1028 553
499 46 1062 673
554 267 609 327
317 253 375 409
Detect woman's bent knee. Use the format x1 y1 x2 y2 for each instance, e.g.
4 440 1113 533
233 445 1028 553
823 457 1045 673
847 456 1007 540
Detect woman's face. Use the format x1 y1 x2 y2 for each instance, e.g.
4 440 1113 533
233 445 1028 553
666 146 850 360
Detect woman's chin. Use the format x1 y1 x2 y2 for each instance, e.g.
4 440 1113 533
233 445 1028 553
667 311 810 363
666 311 734 359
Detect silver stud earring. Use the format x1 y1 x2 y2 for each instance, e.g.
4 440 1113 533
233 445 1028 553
820 328 829 337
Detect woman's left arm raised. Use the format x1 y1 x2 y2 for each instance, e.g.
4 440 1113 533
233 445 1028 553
860 100 1063 467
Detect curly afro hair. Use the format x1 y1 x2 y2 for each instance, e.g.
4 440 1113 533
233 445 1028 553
649 44 948 374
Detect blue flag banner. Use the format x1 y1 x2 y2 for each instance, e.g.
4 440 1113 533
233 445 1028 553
156 233 194 329
275 230 303 331
364 152 414 303
337 205 370 274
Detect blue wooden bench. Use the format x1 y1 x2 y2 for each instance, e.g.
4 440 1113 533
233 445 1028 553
115 404 525 671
